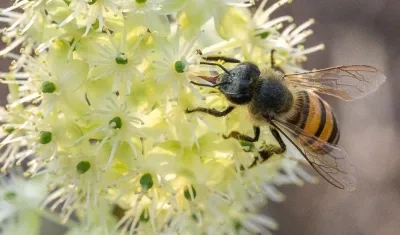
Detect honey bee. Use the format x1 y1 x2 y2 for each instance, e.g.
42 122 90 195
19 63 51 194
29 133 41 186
185 53 386 191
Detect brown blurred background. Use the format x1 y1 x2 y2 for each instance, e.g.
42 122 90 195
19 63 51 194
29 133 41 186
1 0 399 234
265 1 400 235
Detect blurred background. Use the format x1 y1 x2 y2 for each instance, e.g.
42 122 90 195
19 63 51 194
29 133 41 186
1 0 399 234
265 1 400 235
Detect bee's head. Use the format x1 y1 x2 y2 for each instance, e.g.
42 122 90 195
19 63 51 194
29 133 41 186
192 62 260 104
217 62 260 104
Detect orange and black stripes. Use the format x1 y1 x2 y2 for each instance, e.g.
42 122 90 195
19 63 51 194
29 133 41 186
327 114 340 145
287 91 340 149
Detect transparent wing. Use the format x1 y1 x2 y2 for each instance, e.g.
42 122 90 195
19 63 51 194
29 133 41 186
271 119 356 191
283 65 386 101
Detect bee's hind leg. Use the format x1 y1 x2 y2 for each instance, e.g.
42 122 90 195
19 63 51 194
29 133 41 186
270 127 286 152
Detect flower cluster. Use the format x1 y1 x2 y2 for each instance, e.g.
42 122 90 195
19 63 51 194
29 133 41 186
0 0 322 234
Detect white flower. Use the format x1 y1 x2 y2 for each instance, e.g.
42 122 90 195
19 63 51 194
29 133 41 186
151 26 203 99
58 0 125 36
0 175 46 235
0 107 38 174
177 0 254 38
0 0 325 234
42 145 114 224
75 26 147 95
123 0 187 36
74 95 146 170
0 0 47 55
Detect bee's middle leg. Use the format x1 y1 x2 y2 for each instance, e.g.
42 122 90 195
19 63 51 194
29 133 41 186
223 126 260 142
248 127 287 169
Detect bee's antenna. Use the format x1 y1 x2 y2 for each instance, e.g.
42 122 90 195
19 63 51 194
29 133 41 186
200 62 231 75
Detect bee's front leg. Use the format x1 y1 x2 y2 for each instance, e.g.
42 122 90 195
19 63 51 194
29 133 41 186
202 55 241 64
185 106 235 117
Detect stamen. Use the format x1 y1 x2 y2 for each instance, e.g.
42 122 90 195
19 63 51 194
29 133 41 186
290 18 315 38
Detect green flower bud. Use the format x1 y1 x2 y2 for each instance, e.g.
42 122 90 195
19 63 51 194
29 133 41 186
184 185 197 201
4 191 17 200
174 60 186 73
139 208 149 222
76 161 91 174
92 19 99 30
4 126 15 134
41 81 56 93
115 53 128 65
109 117 122 129
140 173 153 190
39 131 52 144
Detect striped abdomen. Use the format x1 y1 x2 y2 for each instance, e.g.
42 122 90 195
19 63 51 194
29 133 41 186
286 90 340 149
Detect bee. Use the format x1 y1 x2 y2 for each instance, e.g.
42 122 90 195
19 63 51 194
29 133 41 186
185 52 386 191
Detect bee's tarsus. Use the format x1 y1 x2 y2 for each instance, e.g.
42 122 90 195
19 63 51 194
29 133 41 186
248 156 259 169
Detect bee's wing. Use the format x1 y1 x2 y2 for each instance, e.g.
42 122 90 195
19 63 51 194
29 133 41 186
270 119 356 191
283 65 386 101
